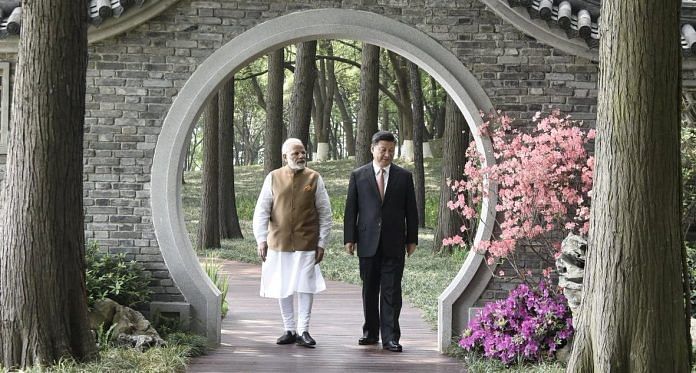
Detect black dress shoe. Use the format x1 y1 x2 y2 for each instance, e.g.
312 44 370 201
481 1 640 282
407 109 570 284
383 340 403 352
276 331 297 345
296 332 316 348
358 336 379 345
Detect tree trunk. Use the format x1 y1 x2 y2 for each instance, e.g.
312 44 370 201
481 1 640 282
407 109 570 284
288 41 317 147
218 79 243 239
408 61 426 228
265 48 284 175
0 0 97 368
356 43 380 167
197 94 221 250
567 0 689 371
429 76 446 139
312 79 325 159
316 41 336 161
389 51 413 153
380 67 391 132
434 96 469 253
335 89 355 157
249 75 266 111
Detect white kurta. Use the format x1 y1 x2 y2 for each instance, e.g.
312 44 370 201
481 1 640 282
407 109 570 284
252 170 332 298
260 250 326 298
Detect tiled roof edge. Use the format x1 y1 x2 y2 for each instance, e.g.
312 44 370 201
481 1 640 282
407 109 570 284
482 0 696 61
0 0 181 53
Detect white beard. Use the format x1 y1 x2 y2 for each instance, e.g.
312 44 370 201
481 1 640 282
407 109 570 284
287 160 306 170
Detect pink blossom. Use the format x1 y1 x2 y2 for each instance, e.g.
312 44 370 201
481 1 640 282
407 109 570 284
442 109 593 273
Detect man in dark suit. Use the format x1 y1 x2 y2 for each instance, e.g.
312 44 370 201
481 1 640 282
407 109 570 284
343 131 418 353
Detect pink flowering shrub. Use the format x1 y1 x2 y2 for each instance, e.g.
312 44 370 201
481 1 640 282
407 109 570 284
444 110 594 279
459 280 573 365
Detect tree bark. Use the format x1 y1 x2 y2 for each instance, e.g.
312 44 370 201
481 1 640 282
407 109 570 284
218 79 243 239
335 89 355 157
408 61 426 228
317 41 336 161
429 76 446 139
197 94 221 250
288 41 317 147
265 48 284 175
567 0 689 371
434 96 469 253
356 43 380 167
0 0 97 368
388 52 413 143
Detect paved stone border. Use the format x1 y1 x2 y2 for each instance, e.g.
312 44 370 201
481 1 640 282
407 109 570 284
151 8 497 349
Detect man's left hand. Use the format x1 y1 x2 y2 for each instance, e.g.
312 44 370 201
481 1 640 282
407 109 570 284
406 243 417 258
315 247 325 264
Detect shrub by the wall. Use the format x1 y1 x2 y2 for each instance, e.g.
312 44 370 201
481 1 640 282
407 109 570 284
86 241 152 308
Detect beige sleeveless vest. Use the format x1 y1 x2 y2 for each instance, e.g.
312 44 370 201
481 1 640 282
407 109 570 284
267 166 320 252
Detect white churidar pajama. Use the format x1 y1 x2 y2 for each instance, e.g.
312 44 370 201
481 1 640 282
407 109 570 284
252 171 332 333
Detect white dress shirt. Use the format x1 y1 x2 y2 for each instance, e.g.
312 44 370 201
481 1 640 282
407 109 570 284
372 162 391 192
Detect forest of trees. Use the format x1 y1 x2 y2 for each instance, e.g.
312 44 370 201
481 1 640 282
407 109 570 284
191 40 465 252
0 1 690 370
185 40 451 170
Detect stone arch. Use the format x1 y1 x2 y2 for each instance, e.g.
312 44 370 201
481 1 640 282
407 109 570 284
151 8 497 349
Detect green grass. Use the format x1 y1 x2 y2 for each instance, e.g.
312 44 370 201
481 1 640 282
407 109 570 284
185 158 565 370
446 342 566 372
203 222 466 327
0 332 208 373
187 157 461 328
184 158 445 230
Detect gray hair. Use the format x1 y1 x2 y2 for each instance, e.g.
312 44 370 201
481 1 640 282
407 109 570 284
281 138 304 155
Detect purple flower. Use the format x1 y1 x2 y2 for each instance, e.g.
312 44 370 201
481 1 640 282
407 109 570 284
458 280 574 365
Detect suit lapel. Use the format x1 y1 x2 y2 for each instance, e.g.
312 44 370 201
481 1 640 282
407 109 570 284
383 165 399 205
362 164 382 202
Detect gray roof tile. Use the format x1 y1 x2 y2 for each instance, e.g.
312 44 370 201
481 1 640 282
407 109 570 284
0 0 146 39
508 0 696 55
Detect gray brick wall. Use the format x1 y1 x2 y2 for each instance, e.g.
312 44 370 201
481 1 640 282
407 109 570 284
0 0 607 307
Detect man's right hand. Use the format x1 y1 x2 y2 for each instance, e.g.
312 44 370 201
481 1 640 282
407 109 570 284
257 241 268 262
344 242 355 256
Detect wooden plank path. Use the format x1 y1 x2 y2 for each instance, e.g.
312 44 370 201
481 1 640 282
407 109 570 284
188 260 466 373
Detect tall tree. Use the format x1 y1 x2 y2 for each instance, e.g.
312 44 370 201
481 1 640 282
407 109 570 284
314 41 336 161
356 43 380 166
408 61 426 228
335 89 355 157
288 41 317 147
265 48 284 175
428 77 446 139
567 0 689 371
434 96 469 253
197 94 221 250
218 79 243 239
0 0 97 368
388 52 414 160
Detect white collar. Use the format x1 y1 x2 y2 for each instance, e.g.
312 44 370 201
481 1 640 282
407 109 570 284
372 162 391 175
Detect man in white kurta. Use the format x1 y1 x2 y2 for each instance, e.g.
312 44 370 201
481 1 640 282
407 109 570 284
253 138 332 348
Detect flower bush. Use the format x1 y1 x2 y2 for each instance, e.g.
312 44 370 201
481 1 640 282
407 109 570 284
444 110 594 278
459 280 573 365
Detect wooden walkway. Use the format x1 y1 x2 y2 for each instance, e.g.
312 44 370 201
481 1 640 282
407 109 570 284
188 260 466 372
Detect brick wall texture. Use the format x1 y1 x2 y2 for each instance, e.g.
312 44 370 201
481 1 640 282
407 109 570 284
0 0 605 305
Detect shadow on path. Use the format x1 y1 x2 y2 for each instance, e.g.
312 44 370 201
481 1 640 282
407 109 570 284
187 260 466 372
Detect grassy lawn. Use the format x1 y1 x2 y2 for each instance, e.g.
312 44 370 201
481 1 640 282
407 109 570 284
184 158 465 327
185 158 568 371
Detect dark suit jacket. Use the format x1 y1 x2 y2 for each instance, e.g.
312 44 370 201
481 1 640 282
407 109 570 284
343 163 418 257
